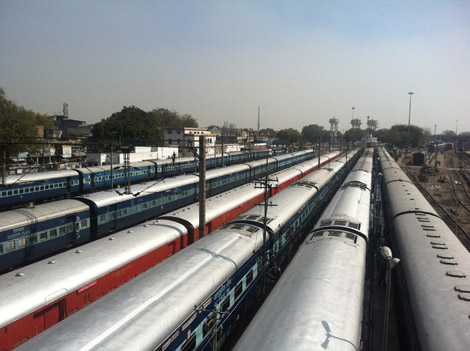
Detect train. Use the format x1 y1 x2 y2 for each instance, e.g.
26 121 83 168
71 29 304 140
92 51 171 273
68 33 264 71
14 150 360 351
0 151 315 272
0 150 272 209
0 151 341 351
233 148 374 351
378 147 470 351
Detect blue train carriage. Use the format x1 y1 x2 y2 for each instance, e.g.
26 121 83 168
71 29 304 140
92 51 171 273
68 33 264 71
75 161 156 192
0 200 90 271
75 175 201 238
0 170 81 208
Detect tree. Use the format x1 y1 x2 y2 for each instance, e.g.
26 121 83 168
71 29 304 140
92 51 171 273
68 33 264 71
0 88 53 154
301 124 329 144
379 124 428 149
276 128 301 145
91 106 198 148
344 128 366 143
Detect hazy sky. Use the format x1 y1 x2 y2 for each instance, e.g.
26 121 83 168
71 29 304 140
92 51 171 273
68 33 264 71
1 1 469 134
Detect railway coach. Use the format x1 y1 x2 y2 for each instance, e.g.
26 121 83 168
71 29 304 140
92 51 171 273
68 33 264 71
0 151 341 350
378 147 470 351
15 151 359 351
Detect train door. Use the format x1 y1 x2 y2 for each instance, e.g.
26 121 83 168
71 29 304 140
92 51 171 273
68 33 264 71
33 299 66 333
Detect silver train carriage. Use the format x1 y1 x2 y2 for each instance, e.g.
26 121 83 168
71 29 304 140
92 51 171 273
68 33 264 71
234 148 373 351
0 150 341 350
16 151 359 351
378 147 470 351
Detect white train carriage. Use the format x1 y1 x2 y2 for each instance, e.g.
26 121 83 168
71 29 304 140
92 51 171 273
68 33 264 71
234 149 373 351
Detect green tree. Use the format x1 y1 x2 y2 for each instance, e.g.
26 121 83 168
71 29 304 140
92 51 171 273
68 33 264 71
344 128 366 143
301 124 329 144
91 106 198 148
0 88 53 154
379 124 428 149
276 128 301 145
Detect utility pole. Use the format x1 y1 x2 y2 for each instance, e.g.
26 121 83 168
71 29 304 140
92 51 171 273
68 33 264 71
407 92 414 152
199 135 206 239
1 147 6 185
110 145 114 190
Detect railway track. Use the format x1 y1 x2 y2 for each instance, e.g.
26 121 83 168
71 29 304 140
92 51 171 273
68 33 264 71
405 169 470 251
450 171 470 214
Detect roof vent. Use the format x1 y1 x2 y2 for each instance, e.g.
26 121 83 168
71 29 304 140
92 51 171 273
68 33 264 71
109 237 115 241
446 271 466 278
15 272 24 277
75 249 82 254
48 260 56 264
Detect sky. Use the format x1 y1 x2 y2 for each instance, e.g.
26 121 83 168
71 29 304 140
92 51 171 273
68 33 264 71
1 0 469 134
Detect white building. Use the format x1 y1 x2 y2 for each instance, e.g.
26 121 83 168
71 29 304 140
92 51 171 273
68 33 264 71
164 128 216 157
86 146 178 166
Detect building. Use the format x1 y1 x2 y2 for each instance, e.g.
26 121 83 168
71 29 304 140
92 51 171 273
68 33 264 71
163 128 216 157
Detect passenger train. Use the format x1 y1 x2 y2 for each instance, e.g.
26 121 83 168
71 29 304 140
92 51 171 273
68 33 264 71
0 150 271 209
0 151 312 272
234 148 374 351
15 151 360 351
0 151 341 350
379 147 470 351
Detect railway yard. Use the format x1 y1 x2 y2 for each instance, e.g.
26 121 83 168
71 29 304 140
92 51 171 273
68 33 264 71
1 147 470 351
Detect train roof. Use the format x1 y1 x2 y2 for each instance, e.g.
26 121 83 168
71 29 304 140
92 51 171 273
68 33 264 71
235 230 367 351
385 179 438 217
2 169 80 185
393 213 470 350
0 200 89 232
0 218 188 329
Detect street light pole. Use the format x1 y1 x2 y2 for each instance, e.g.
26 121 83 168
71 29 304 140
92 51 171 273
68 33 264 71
381 246 400 351
407 92 414 152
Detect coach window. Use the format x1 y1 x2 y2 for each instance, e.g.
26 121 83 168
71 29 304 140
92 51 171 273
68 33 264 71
18 237 26 248
40 232 47 241
99 215 106 224
221 295 230 312
6 240 15 252
8 190 12 196
50 229 57 238
0 243 3 254
59 226 66 236
30 234 37 245
246 270 253 285
81 220 88 228
181 334 196 351
235 282 243 300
